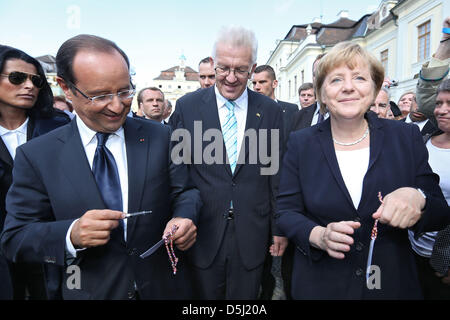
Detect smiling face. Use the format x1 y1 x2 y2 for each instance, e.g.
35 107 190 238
0 58 40 110
398 93 415 114
320 59 375 121
59 49 131 133
214 42 255 100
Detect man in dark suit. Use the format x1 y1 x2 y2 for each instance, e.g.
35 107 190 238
0 34 201 300
401 94 437 136
169 26 286 299
251 64 294 299
252 65 298 143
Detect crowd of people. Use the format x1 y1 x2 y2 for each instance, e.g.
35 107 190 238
0 17 449 300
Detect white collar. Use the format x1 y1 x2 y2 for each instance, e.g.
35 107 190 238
215 85 248 110
0 117 29 136
75 115 124 147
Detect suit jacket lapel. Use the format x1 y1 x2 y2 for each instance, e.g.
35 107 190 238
234 89 263 176
317 119 355 210
123 118 148 237
358 113 384 214
58 121 105 215
0 138 13 168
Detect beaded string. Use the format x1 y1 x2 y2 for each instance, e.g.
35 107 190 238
366 192 382 282
164 224 179 275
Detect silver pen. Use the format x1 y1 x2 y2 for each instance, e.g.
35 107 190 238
123 210 152 219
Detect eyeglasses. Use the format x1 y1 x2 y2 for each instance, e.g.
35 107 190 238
0 71 44 88
67 81 136 107
215 66 250 78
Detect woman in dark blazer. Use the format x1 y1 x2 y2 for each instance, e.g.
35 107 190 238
276 41 449 299
0 45 70 299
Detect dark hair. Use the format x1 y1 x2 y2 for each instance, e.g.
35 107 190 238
137 87 165 104
437 78 450 95
0 45 54 118
56 34 130 89
254 65 276 81
298 82 314 95
199 57 213 66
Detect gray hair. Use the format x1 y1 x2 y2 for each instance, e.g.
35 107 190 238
212 25 258 66
380 86 390 100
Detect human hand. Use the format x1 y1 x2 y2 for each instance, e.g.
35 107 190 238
372 187 425 228
70 209 125 248
310 221 361 259
163 217 197 251
270 236 288 256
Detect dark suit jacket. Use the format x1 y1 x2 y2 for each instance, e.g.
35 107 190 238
169 87 283 270
0 117 201 299
277 100 298 141
276 112 449 299
0 110 70 299
288 102 317 133
400 117 437 137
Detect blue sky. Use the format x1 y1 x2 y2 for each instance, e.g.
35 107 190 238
0 0 379 86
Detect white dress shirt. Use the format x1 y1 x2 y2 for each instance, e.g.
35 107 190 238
0 118 29 159
335 147 370 210
66 116 129 257
405 113 428 132
215 86 248 159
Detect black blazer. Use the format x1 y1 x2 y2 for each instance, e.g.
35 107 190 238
277 100 298 141
288 102 317 133
400 117 437 137
276 112 449 299
0 117 202 299
170 87 283 270
0 110 70 300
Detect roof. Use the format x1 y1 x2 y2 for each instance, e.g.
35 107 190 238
283 15 371 46
154 65 199 81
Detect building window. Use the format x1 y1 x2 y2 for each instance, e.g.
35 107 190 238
418 20 430 61
158 85 162 88
288 80 291 98
301 70 304 84
294 76 297 96
380 49 388 77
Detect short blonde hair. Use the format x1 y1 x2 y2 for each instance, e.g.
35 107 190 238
315 41 385 114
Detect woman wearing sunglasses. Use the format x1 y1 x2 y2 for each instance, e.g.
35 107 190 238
0 45 70 300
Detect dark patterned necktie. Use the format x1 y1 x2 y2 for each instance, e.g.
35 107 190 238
317 112 324 123
92 132 124 231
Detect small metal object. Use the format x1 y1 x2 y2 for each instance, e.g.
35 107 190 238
123 210 152 219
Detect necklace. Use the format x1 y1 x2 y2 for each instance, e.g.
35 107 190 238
333 126 369 146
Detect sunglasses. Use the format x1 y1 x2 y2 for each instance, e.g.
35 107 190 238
0 71 44 88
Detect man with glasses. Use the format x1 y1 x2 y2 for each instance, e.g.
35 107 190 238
1 34 201 300
170 26 285 299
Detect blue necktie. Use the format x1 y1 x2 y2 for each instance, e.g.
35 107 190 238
223 100 238 174
92 132 124 231
317 112 324 123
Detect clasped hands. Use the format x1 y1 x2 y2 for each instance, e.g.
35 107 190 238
70 210 197 251
310 187 426 259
